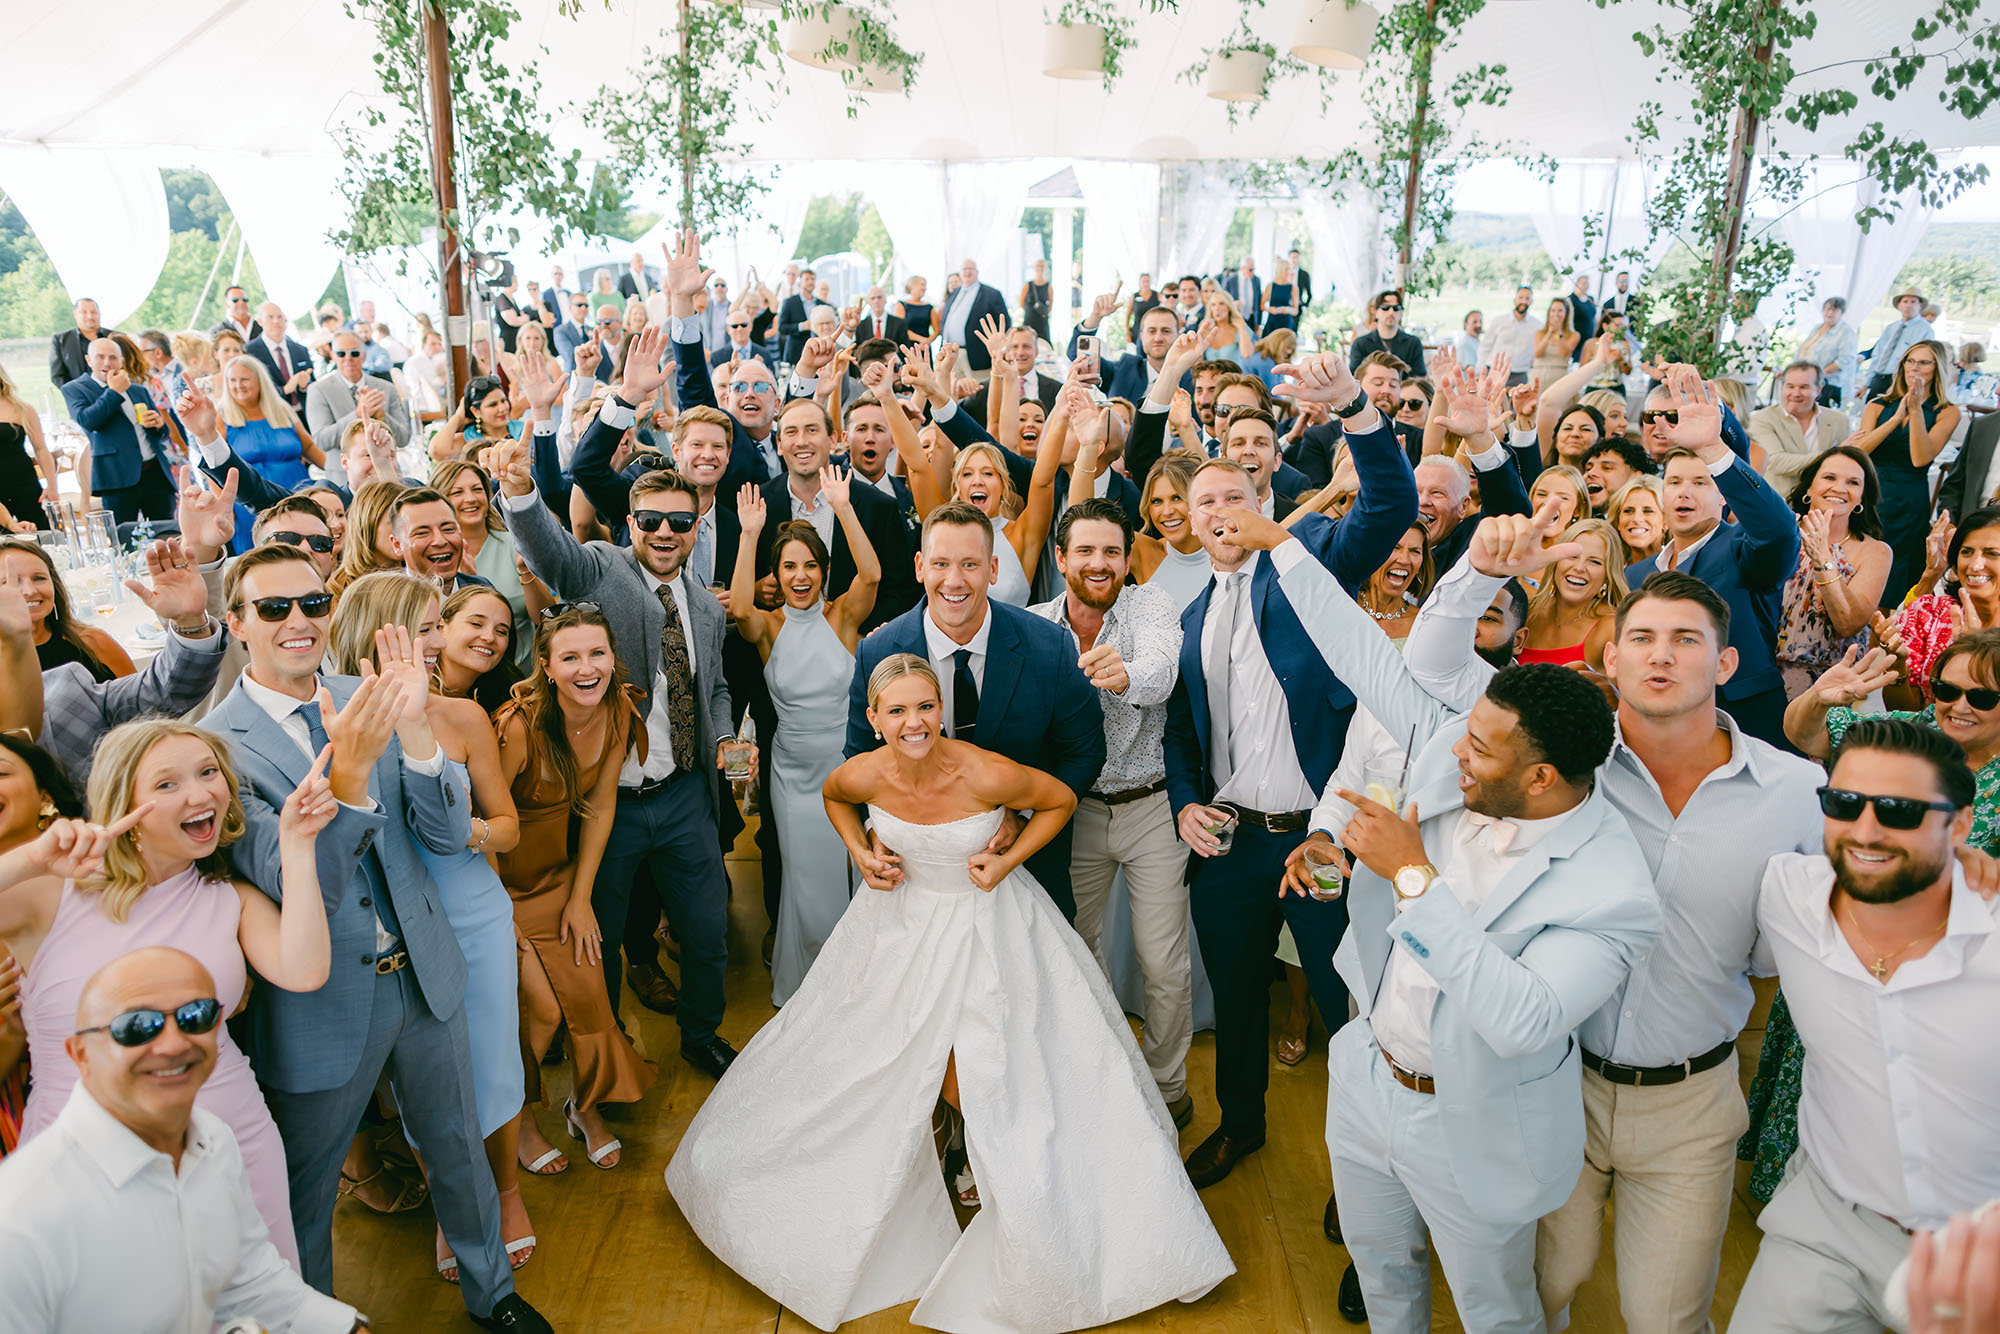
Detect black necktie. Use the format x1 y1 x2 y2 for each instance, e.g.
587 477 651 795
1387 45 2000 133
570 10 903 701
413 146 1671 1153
952 649 979 746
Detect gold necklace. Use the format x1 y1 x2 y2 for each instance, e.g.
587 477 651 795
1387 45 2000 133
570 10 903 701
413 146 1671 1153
1837 901 1949 981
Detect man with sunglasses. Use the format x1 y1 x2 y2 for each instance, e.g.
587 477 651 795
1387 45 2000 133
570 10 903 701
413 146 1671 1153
203 545 548 1331
554 294 591 372
1733 718 2000 1331
1348 288 1428 379
708 306 775 374
304 331 410 466
0 947 368 1333
1399 512 1825 1333
210 285 262 343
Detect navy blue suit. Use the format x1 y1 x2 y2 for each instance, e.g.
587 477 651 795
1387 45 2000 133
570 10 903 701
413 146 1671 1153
60 375 177 521
942 283 1011 372
845 600 1105 920
245 336 313 414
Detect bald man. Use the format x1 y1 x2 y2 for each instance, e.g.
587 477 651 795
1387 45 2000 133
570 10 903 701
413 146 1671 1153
0 947 363 1333
246 303 315 415
59 336 179 523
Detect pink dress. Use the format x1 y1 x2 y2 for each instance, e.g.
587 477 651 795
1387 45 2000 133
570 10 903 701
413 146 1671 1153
20 867 299 1267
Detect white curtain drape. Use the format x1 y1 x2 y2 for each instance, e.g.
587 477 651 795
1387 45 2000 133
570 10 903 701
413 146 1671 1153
1072 159 1162 297
0 144 169 326
1777 158 1943 327
1297 183 1390 309
197 152 348 318
1164 163 1238 278
1528 159 1673 295
867 161 951 289
691 160 823 292
943 159 1050 278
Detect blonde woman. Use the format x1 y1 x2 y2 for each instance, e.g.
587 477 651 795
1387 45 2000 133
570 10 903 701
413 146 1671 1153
0 363 57 522
1609 474 1667 565
1199 290 1255 361
220 354 323 489
0 718 335 1265
328 575 533 1278
327 479 409 601
168 332 218 402
1518 517 1627 670
1855 338 1960 603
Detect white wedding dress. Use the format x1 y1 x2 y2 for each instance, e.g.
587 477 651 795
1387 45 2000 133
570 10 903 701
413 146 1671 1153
665 806 1234 1333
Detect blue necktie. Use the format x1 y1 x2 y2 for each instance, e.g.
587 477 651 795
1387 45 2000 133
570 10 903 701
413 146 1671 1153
295 700 401 943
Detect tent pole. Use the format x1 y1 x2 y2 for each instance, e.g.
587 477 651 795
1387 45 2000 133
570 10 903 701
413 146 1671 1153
423 0 472 404
189 218 237 329
1396 0 1441 289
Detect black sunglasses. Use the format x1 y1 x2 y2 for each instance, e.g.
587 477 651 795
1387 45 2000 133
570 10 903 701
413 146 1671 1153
630 509 698 534
1641 409 1679 426
76 997 223 1047
239 592 334 622
1932 678 2000 710
269 530 335 554
332 349 364 359
1377 303 1402 313
1399 396 1429 410
1817 786 1959 830
540 600 602 620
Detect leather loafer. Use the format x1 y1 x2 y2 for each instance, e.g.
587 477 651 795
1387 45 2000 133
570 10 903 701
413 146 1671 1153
1338 1262 1367 1324
1183 1128 1263 1189
627 962 678 1015
681 1034 739 1079
1166 1093 1195 1131
473 1292 554 1332
1323 1190 1342 1243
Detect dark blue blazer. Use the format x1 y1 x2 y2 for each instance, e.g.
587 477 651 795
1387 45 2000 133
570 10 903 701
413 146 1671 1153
1162 415 1420 817
1628 456 1799 703
245 336 313 412
845 599 1106 916
61 376 172 493
1062 326 1195 406
945 284 1011 372
709 343 777 375
672 333 778 496
553 320 591 371
1433 447 1533 575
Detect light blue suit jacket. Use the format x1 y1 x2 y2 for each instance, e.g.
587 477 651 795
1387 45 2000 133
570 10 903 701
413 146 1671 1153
204 675 472 1094
1273 544 1663 1224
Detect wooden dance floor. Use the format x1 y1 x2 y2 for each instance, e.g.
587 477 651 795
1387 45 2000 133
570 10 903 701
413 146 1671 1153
333 827 1772 1331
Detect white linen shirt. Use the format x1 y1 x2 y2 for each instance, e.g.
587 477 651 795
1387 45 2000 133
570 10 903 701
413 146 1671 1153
0 1086 359 1334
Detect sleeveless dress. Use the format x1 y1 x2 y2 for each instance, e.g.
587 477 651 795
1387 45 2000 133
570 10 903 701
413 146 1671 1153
1533 345 1573 388
1776 544 1870 699
226 416 311 492
1517 637 1590 666
988 513 1031 607
495 691 656 1110
665 806 1234 1332
0 422 47 527
1147 541 1214 614
900 302 934 341
1263 281 1295 334
20 869 298 1265
765 602 858 1006
1869 395 1942 606
413 759 524 1138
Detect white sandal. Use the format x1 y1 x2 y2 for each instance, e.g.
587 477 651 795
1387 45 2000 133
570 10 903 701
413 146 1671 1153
564 1098 622 1168
519 1146 567 1175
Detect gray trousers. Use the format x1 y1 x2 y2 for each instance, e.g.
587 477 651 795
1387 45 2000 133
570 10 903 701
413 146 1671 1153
1730 1149 1911 1333
260 964 508 1315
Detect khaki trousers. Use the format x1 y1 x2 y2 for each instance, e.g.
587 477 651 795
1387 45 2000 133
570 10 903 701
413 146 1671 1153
1068 791 1192 1103
1535 1052 1749 1333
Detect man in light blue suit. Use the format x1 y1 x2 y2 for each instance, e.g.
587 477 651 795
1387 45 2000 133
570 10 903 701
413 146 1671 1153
202 544 549 1333
1226 509 1663 1333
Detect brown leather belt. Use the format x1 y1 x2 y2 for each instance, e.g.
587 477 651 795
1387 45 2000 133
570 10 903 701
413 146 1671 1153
1582 1038 1733 1087
1094 780 1166 806
1224 803 1310 834
1381 1046 1435 1094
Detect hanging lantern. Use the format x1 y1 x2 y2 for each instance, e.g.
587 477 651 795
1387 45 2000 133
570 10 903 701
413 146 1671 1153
1042 22 1108 80
784 3 860 69
1207 49 1272 102
1290 0 1378 70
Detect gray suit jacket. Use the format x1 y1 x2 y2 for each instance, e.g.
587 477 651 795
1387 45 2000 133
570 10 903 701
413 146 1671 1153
203 675 472 1094
304 371 411 458
504 489 733 808
1276 546 1662 1225
42 625 229 785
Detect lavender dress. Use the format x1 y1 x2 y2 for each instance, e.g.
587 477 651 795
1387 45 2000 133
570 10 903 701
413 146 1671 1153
20 868 299 1267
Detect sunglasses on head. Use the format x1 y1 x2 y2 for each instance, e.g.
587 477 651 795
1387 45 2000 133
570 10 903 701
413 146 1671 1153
239 592 334 621
1641 409 1679 426
76 997 222 1047
540 600 601 620
630 509 698 534
269 531 335 554
1817 786 1959 830
1931 677 2000 710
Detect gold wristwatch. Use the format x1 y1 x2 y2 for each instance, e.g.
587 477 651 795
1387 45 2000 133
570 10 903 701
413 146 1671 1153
1393 863 1439 900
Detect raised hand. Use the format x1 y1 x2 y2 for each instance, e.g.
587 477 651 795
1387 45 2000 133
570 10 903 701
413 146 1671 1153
1468 499 1585 578
1925 513 1958 580
736 482 766 534
370 624 432 729
1439 365 1489 438
279 744 338 841
1428 344 1459 391
662 228 714 300
0 570 32 642
618 325 670 402
487 435 533 497
1086 281 1123 327
174 385 219 442
573 335 602 380
519 351 566 414
321 676 400 805
859 357 892 394
1508 373 1541 424
797 335 837 379
1811 645 1901 707
1159 328 1205 383
819 465 852 511
123 538 209 628
1962 587 1988 635
1168 387 1195 432
975 314 1008 369
1655 363 1724 453
174 465 238 561
1271 351 1363 409
28 808 152 881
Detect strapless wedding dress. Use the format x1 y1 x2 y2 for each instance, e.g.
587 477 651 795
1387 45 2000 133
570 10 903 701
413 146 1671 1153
665 805 1233 1332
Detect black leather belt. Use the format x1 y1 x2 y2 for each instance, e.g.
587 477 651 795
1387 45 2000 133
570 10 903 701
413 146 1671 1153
1223 803 1309 834
372 949 409 976
1094 780 1166 806
624 772 682 799
1582 1038 1733 1087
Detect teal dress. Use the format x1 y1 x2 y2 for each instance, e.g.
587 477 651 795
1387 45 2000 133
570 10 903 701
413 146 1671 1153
1738 703 2000 1200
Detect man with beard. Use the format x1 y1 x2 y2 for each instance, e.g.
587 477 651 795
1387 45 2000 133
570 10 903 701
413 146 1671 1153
1580 438 1653 517
1408 367 1534 573
1732 718 2000 1332
1481 286 1542 387
658 233 784 492
1354 352 1424 464
1347 289 1427 378
1030 497 1193 1129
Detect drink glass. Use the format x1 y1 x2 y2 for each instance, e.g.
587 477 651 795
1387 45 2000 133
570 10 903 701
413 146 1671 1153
721 739 754 783
1206 807 1239 855
1302 842 1345 900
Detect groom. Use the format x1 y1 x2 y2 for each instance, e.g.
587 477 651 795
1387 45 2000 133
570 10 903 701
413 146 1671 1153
846 502 1106 920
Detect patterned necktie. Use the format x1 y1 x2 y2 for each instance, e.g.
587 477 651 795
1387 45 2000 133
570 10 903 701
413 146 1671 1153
655 582 700 774
951 649 979 745
1464 811 1518 855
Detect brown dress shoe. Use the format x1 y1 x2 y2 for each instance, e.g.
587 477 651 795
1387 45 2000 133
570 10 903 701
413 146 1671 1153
626 962 678 1014
1184 1127 1264 1188
1166 1093 1195 1131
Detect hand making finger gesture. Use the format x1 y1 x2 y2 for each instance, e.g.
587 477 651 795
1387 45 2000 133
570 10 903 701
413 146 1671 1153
1467 498 1586 579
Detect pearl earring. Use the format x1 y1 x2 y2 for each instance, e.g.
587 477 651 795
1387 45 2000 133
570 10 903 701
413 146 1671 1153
874 729 882 739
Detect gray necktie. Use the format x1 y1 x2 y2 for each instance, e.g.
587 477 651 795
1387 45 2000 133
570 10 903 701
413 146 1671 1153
1205 573 1242 787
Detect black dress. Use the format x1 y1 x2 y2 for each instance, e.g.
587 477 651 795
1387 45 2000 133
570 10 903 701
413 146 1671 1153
750 308 776 348
899 303 933 343
0 424 46 529
37 631 114 684
1022 281 1052 344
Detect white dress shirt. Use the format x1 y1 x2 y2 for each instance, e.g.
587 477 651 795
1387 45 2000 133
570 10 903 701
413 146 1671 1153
0 1086 358 1334
1480 312 1541 373
1203 555 1317 813
922 602 991 738
1755 854 2000 1231
623 566 698 787
1029 581 1183 794
1370 802 1584 1074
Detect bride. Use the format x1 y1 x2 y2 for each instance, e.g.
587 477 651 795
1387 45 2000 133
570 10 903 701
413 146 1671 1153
665 653 1233 1332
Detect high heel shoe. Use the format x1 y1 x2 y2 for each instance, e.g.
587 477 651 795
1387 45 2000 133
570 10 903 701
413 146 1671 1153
564 1097 622 1168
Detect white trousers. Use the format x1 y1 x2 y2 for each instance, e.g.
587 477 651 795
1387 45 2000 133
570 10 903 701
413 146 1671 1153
1730 1149 1911 1333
